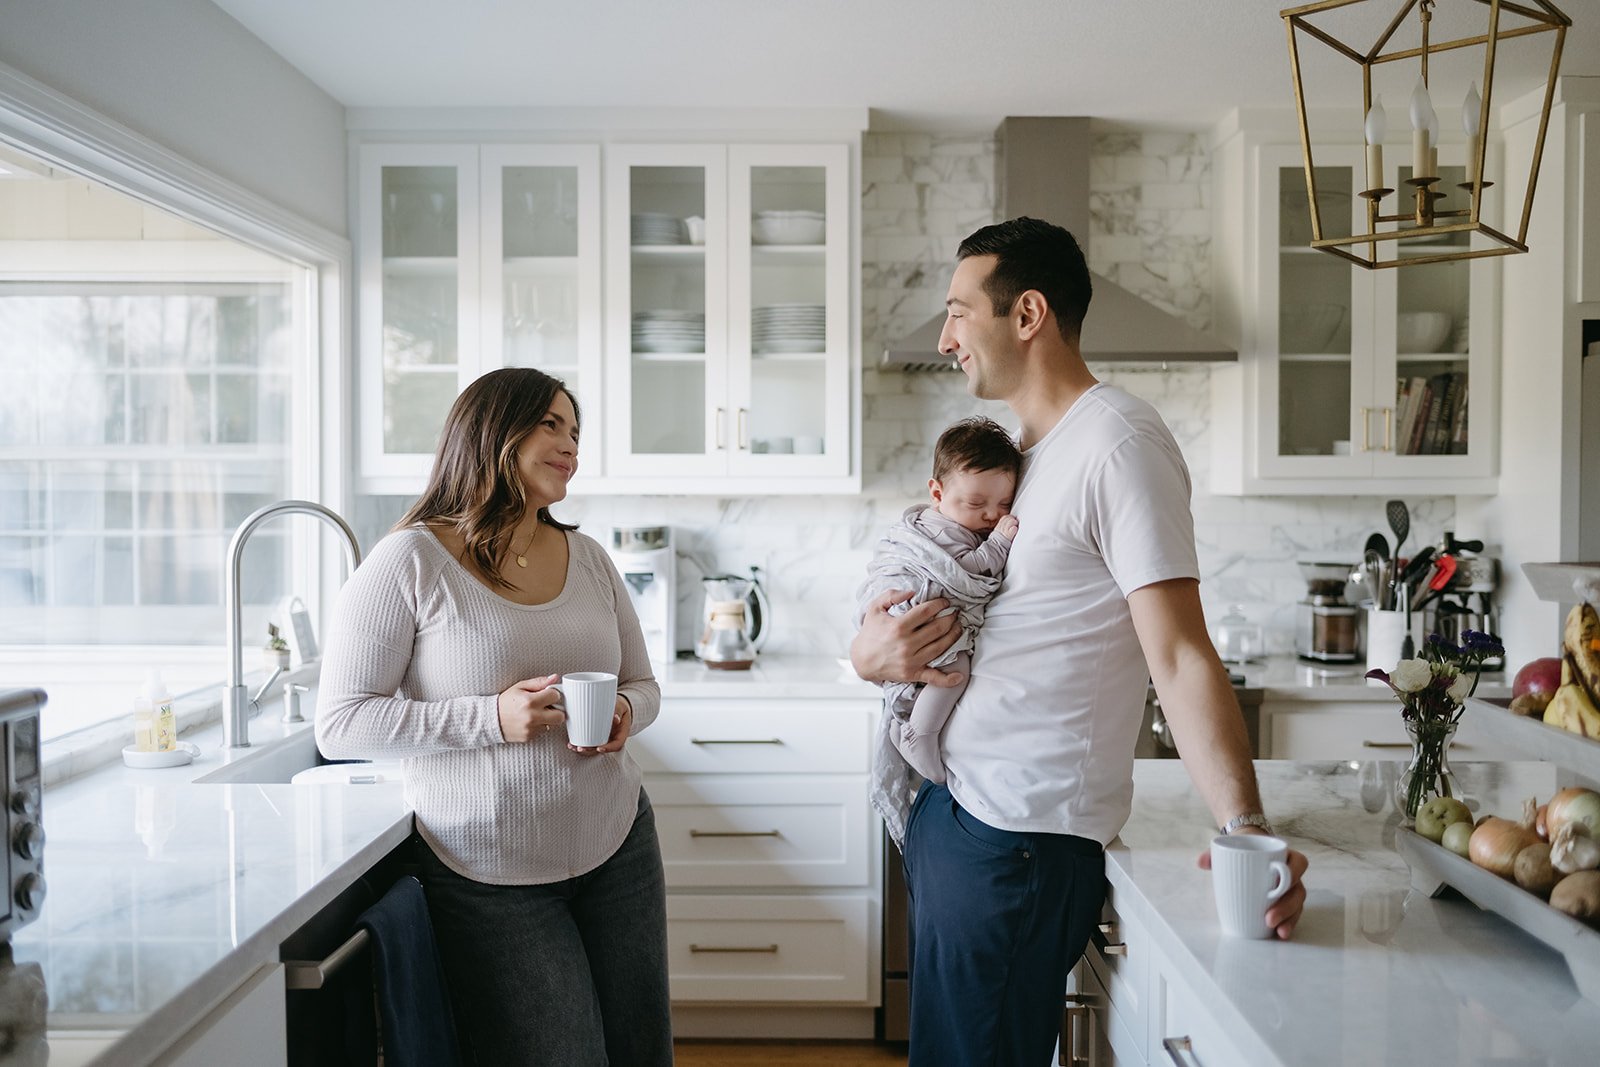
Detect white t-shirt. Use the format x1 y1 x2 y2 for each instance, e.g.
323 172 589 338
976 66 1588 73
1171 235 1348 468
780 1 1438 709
941 383 1200 845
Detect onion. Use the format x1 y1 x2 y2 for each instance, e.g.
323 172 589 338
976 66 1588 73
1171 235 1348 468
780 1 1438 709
1545 787 1600 840
1470 801 1542 879
1552 824 1600 875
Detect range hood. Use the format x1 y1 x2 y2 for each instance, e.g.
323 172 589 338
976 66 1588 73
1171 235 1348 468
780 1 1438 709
883 117 1235 370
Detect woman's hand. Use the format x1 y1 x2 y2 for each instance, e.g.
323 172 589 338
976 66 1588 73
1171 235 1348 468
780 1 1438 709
496 675 566 742
570 696 633 757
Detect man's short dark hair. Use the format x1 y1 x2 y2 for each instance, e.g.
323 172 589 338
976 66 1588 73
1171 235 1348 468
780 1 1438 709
932 417 1023 484
956 217 1093 343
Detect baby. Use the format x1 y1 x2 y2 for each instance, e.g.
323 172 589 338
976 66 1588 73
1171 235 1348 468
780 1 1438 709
857 416 1022 810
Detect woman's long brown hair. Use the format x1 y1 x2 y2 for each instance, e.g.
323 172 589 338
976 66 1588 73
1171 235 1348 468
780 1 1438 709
396 367 580 589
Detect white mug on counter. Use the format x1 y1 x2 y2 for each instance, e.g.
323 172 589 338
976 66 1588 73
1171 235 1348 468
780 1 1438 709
551 672 618 747
1210 834 1293 939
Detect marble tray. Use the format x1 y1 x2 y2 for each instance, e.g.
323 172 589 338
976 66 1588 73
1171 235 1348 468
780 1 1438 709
1461 697 1600 787
1521 562 1600 607
1397 827 1600 1002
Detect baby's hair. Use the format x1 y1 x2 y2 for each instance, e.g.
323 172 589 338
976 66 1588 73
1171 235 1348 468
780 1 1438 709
931 417 1023 483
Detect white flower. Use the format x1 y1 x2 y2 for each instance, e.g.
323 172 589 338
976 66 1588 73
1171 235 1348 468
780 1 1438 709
1447 670 1473 704
1390 659 1434 693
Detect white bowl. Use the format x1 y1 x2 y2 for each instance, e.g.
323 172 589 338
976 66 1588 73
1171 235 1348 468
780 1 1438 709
1280 302 1348 353
1396 311 1453 353
753 216 825 245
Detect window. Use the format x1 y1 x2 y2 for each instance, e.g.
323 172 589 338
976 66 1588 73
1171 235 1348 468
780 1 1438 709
0 144 316 740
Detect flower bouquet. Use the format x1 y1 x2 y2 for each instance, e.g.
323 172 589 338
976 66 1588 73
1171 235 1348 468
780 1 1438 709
1366 629 1505 822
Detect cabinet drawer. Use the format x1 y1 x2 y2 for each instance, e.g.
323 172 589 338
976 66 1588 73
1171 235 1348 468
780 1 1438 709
648 776 870 887
666 895 871 1003
634 701 873 774
1065 954 1142 1067
1085 889 1149 1063
1267 706 1488 761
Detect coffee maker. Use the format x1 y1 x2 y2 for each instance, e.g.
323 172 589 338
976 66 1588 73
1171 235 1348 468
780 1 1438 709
1420 535 1503 669
606 526 676 665
1295 560 1363 663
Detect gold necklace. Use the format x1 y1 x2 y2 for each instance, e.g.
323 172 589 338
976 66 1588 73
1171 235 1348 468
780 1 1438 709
511 525 538 569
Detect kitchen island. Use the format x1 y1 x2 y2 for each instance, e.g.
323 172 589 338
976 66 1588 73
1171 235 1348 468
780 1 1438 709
1108 759 1599 1066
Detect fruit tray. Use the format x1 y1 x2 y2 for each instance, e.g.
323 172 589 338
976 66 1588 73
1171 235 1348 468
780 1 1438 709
1461 697 1600 787
1521 562 1600 607
1396 827 1600 1002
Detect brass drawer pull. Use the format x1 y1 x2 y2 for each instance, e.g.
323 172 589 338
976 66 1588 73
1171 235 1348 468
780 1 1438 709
1094 921 1128 957
689 829 781 838
690 738 783 745
689 944 778 954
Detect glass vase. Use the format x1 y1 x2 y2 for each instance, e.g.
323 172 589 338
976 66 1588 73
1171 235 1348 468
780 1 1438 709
1395 718 1460 824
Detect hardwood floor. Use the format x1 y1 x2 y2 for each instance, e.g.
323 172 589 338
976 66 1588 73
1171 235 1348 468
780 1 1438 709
672 1039 908 1065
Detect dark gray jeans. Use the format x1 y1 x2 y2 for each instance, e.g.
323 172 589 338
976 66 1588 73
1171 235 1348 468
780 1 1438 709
415 789 672 1066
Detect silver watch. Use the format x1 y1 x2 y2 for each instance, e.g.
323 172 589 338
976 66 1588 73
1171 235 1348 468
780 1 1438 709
1220 812 1275 836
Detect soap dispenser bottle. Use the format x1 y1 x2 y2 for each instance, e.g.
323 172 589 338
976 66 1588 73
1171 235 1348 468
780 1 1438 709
143 670 176 753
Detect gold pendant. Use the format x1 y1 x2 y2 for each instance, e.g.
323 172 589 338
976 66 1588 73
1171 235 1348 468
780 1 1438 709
516 555 527 568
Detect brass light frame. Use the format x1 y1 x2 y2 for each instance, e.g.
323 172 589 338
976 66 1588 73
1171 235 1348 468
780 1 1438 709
1281 0 1569 269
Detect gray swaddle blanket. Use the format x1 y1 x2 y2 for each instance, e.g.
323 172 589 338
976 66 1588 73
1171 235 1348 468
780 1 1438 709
856 505 1005 846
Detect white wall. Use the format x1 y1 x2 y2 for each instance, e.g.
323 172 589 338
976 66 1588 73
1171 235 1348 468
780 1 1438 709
0 0 346 235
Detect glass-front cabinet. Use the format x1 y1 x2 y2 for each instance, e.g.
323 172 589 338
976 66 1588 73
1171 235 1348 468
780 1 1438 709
356 143 601 489
604 143 851 483
1218 140 1498 493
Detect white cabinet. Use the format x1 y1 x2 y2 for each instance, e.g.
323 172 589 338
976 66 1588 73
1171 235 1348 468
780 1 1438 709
153 963 286 1067
1263 698 1490 761
638 697 879 1007
604 142 854 491
1212 128 1500 495
356 142 602 492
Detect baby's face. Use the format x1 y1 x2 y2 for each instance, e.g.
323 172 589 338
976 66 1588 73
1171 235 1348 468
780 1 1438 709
930 467 1015 534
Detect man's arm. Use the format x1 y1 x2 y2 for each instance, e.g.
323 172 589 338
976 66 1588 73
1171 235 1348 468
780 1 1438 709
850 589 964 687
1127 577 1308 939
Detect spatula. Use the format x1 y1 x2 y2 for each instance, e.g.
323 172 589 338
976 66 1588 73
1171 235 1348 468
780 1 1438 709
1385 499 1410 565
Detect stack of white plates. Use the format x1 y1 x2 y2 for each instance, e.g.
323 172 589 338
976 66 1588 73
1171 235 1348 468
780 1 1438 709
753 209 826 245
752 303 825 353
631 213 684 246
633 310 705 353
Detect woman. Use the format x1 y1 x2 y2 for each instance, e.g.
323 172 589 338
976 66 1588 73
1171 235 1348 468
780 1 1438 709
316 367 670 1066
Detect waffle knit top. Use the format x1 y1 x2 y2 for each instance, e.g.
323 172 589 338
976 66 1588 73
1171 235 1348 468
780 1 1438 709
315 525 661 885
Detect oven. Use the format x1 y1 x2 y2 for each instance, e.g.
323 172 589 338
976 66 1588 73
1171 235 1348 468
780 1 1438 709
0 690 45 942
879 678 1264 1043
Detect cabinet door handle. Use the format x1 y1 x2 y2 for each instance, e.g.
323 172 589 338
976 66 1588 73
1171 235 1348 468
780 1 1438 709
1383 406 1394 452
689 738 784 745
690 944 778 954
715 408 726 450
1360 407 1373 452
1093 921 1128 956
1059 998 1097 1066
738 407 749 450
1163 1036 1202 1066
284 929 369 990
689 829 781 838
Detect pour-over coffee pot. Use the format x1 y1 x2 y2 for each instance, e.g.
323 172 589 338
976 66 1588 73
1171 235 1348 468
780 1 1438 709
695 570 771 669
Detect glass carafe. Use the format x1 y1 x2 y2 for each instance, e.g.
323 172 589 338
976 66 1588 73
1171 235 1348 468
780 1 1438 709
697 577 756 669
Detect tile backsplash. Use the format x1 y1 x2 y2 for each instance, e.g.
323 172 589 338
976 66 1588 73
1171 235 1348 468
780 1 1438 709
356 124 1454 660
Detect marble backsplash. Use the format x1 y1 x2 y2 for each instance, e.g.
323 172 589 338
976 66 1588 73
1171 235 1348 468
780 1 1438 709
354 125 1455 661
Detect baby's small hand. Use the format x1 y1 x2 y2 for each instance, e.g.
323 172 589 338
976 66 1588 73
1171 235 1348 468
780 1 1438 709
995 515 1019 539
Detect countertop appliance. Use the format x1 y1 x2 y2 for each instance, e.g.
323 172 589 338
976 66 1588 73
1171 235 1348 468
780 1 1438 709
0 689 45 942
607 525 676 665
1295 560 1363 663
881 677 1263 1043
1419 540 1504 669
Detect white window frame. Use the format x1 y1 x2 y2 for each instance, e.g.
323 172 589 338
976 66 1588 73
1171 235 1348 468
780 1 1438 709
0 61 351 735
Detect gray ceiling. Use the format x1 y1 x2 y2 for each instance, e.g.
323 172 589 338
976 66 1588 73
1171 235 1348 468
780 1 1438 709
208 0 1596 127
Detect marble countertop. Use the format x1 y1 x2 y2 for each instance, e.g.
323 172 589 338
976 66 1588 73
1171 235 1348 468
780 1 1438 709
1232 656 1512 702
9 774 411 1066
1116 759 1598 1066
654 653 878 699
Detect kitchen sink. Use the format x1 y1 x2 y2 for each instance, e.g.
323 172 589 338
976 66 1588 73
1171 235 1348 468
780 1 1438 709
192 725 399 785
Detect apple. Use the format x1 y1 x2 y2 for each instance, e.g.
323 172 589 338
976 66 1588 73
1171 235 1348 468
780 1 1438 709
1442 820 1474 858
1415 796 1473 843
1513 657 1563 699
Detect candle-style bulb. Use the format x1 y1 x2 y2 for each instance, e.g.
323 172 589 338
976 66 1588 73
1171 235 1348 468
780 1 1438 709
1426 110 1438 148
1365 99 1387 145
1462 82 1482 136
1409 78 1436 131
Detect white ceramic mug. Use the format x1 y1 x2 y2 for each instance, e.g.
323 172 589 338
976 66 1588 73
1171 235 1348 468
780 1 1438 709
1210 834 1293 939
551 672 618 747
767 436 793 454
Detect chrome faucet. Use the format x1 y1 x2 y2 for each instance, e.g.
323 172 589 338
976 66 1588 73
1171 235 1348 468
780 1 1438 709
224 500 362 748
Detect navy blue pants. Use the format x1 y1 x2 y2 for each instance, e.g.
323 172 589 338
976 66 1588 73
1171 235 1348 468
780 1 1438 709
902 782 1107 1067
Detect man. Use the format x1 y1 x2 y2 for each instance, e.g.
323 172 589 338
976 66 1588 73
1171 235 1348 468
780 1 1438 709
852 218 1308 1066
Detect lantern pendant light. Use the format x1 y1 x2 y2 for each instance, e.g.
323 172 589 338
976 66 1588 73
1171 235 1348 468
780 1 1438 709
1281 0 1570 269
